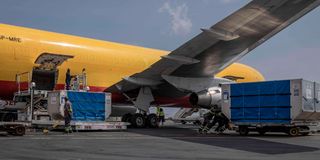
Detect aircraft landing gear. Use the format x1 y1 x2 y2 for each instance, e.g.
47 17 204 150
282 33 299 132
147 113 158 128
131 113 146 128
122 113 159 128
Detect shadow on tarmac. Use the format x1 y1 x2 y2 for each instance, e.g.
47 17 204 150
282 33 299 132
128 125 319 155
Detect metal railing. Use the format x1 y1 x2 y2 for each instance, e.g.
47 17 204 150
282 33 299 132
15 72 31 94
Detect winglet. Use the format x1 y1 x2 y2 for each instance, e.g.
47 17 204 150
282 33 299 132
201 28 239 41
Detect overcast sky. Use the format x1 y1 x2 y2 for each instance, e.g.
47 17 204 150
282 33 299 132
1 0 320 81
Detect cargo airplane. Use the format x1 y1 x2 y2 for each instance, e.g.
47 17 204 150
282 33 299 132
0 0 319 127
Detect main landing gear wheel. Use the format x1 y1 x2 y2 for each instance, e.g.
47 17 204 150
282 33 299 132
131 113 146 128
147 114 158 128
124 113 159 128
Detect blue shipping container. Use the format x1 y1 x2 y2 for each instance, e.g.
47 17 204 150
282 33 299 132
67 91 106 121
229 80 291 124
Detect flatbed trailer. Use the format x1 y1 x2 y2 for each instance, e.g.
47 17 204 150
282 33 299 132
31 120 128 131
233 121 318 136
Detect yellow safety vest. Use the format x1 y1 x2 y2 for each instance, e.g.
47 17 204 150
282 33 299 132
159 110 165 116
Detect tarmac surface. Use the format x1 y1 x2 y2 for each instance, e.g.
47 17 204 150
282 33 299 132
0 122 320 160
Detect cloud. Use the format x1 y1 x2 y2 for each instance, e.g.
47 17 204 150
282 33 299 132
159 2 192 36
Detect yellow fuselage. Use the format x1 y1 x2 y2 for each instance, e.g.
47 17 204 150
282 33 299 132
0 24 264 99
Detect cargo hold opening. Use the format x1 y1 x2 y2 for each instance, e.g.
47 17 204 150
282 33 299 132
31 69 57 90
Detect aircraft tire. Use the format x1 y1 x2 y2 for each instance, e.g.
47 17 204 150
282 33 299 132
131 113 146 128
147 114 158 128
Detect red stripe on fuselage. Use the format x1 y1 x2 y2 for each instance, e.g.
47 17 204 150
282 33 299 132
0 80 192 108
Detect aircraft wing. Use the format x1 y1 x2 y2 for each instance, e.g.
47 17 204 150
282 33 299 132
107 0 320 93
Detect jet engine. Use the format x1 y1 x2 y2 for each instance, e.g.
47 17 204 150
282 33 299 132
189 87 222 109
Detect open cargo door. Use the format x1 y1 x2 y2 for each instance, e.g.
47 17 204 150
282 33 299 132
32 53 74 90
34 53 74 70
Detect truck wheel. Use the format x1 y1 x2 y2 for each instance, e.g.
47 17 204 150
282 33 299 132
14 126 26 136
131 113 146 128
287 127 299 136
239 126 249 136
147 114 158 128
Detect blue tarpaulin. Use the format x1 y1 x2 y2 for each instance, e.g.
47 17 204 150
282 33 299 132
67 91 106 121
230 80 291 124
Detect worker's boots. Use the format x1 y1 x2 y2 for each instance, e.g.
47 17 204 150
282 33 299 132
64 126 73 134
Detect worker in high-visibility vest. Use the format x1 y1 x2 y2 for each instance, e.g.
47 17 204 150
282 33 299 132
64 97 73 133
158 108 165 126
156 105 161 117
